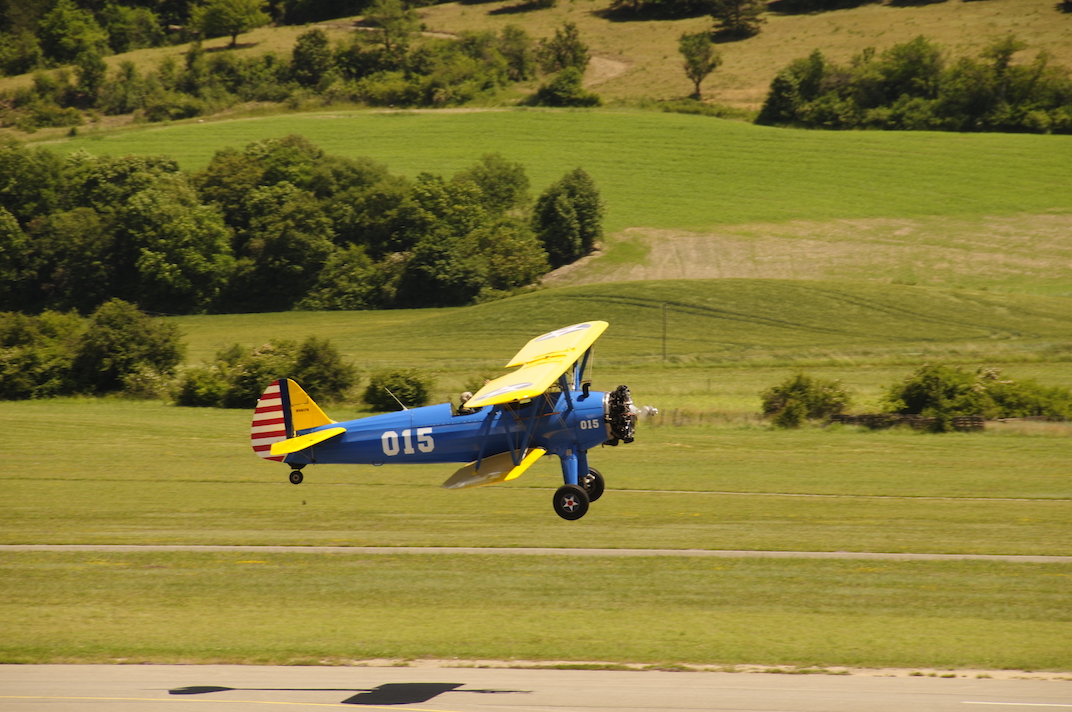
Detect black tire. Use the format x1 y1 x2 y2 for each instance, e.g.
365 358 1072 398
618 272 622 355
580 467 604 502
553 484 589 521
289 470 304 485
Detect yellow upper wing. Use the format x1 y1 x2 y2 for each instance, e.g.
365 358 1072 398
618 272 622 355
465 321 608 408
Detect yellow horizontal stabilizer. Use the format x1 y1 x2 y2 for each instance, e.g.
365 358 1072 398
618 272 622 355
441 447 546 490
465 321 608 408
270 426 346 457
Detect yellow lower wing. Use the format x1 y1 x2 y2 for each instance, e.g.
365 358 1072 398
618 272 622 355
441 448 546 490
270 426 346 457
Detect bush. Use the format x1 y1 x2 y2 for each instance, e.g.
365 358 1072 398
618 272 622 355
883 365 1072 430
761 372 852 428
71 299 185 394
292 336 359 401
364 369 433 411
530 67 601 107
882 364 991 432
176 336 357 408
175 364 230 407
0 310 83 400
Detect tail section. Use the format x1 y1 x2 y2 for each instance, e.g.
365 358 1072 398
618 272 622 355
251 379 334 461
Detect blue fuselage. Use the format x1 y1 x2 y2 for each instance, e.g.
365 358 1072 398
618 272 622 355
282 389 610 467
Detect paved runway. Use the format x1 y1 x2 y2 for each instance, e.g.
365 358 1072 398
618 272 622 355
2 665 1070 711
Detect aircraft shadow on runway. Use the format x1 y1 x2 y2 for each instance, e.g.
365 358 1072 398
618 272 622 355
170 682 530 705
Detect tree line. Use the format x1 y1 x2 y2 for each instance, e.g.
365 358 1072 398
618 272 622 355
0 134 603 315
0 297 376 407
757 35 1072 133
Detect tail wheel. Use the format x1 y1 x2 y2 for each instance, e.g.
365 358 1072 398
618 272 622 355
553 484 590 521
580 468 604 502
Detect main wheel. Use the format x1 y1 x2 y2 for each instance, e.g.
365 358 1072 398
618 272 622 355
553 484 589 521
289 470 304 485
580 468 604 502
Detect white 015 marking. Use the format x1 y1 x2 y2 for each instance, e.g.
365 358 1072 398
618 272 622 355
579 418 602 431
382 428 434 456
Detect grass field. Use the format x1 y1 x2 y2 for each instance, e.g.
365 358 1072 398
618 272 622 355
46 110 1072 235
2 387 1070 554
3 394 1071 668
41 110 1072 294
5 279 1072 668
2 551 1069 670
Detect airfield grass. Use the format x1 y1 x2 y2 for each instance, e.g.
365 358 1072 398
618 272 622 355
45 110 1072 236
4 284 1071 668
1 550 1069 670
3 397 1070 554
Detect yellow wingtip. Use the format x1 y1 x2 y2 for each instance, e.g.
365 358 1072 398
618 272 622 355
441 447 547 490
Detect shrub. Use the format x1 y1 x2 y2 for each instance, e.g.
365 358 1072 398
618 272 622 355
761 372 852 428
364 369 433 411
0 310 83 400
883 365 1072 429
530 67 601 107
882 364 991 431
176 336 357 408
291 336 359 401
175 364 230 407
71 299 184 394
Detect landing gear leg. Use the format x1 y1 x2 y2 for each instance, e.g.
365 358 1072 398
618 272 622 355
554 451 589 520
580 467 604 502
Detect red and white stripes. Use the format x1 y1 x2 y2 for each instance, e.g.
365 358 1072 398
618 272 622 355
251 379 288 462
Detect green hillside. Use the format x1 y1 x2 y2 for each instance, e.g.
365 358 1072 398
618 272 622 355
47 109 1072 233
172 279 1072 369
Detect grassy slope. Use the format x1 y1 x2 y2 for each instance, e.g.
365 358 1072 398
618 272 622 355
47 110 1072 233
171 280 1072 368
3 0 1068 111
423 0 1072 107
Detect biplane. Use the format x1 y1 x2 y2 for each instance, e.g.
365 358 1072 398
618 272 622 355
250 321 647 520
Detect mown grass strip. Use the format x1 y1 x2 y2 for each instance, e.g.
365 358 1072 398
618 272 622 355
1 551 1068 670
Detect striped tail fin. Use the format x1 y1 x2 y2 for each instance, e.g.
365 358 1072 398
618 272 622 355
251 379 336 462
251 379 289 461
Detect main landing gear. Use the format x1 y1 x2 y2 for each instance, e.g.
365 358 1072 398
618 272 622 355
289 467 304 485
552 467 605 521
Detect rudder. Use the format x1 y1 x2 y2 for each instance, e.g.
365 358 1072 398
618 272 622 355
251 379 335 461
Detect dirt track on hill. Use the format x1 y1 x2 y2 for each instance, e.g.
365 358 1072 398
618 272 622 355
542 214 1072 291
